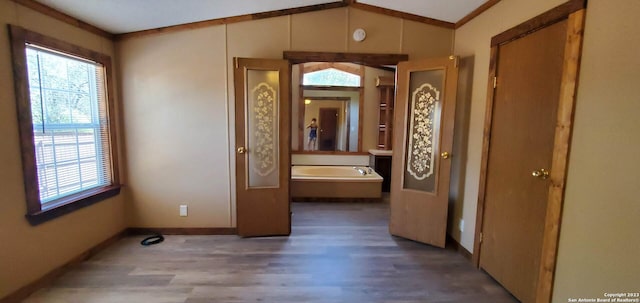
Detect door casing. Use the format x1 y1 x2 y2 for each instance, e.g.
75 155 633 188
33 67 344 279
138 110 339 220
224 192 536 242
472 1 587 303
234 52 409 233
480 18 567 302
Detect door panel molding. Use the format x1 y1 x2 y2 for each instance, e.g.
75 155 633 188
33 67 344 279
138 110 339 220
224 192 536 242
473 2 587 303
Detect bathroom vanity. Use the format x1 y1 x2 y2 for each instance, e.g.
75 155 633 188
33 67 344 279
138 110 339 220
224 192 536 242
369 149 393 192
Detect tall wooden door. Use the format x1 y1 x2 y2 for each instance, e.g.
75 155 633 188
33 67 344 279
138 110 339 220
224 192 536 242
478 20 568 303
389 57 458 248
234 58 291 237
318 107 338 151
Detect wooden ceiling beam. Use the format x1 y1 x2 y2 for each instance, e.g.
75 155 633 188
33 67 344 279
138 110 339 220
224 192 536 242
348 2 455 29
455 0 502 29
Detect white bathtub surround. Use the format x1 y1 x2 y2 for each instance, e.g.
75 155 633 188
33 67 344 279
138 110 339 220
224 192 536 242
291 166 382 198
291 154 370 166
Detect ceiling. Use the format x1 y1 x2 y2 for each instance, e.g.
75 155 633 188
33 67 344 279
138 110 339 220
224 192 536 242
357 0 487 23
35 0 488 34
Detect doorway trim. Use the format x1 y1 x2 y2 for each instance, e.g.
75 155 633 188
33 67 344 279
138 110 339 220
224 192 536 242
283 51 408 65
472 1 586 302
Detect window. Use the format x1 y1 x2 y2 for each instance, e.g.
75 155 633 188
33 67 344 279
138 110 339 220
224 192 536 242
9 25 120 225
303 68 361 87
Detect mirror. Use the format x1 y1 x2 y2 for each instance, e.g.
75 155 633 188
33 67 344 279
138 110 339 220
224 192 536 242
288 56 398 154
302 95 358 151
294 62 363 152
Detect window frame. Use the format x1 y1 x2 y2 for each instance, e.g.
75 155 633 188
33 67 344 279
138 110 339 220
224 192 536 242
8 25 121 226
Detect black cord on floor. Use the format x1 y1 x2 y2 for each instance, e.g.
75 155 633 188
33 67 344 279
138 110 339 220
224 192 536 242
140 234 164 246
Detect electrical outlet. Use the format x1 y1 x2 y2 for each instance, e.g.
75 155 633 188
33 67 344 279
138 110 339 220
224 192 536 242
180 205 188 217
459 219 464 232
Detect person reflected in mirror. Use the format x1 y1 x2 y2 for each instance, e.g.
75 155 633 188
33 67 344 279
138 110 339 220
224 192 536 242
307 118 318 151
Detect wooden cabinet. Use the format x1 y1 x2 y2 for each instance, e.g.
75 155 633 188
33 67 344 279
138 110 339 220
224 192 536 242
372 77 395 192
369 153 392 192
376 76 394 150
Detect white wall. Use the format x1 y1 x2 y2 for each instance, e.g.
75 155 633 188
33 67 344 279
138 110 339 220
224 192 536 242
292 154 370 166
552 0 640 300
117 7 453 228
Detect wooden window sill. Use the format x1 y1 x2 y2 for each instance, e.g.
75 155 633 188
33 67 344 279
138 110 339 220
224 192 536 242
26 185 121 226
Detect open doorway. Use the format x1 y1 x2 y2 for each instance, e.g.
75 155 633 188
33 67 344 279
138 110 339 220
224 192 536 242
290 60 395 203
284 53 403 232
285 52 461 251
293 62 365 153
233 52 406 237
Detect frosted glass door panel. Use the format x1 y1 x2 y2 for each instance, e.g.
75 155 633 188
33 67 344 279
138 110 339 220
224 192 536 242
246 69 280 188
402 69 444 193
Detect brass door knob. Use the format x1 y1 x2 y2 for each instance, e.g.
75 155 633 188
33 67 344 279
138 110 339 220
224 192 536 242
237 147 246 154
532 169 549 179
440 152 450 159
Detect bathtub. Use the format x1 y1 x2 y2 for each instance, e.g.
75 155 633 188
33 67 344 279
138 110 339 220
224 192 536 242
291 165 383 199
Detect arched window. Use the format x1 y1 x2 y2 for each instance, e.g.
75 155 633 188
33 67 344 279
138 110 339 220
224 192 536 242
303 68 360 87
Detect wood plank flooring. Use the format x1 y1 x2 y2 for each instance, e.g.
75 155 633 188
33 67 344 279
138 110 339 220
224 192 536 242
24 201 518 303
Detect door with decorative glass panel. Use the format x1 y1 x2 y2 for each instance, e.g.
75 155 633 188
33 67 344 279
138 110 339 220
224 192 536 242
390 57 458 247
233 58 291 237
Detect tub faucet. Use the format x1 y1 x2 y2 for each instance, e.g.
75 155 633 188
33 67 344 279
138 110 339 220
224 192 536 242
354 167 367 175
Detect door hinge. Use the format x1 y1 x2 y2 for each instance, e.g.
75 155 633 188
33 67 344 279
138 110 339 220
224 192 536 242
449 55 459 68
234 57 239 69
493 76 497 89
479 232 484 243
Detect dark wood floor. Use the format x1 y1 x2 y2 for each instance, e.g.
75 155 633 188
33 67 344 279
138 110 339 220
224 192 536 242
25 201 518 303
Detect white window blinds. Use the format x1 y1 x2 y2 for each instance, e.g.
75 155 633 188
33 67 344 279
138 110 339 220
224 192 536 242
26 45 113 204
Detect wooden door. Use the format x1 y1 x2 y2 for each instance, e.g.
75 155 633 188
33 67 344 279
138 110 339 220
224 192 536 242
318 107 338 151
389 57 458 248
478 20 568 303
234 58 291 237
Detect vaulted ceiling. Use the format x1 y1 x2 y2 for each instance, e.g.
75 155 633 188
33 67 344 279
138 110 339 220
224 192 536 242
33 0 491 34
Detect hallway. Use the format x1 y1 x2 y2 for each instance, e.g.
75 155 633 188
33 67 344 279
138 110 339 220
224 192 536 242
24 201 517 302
